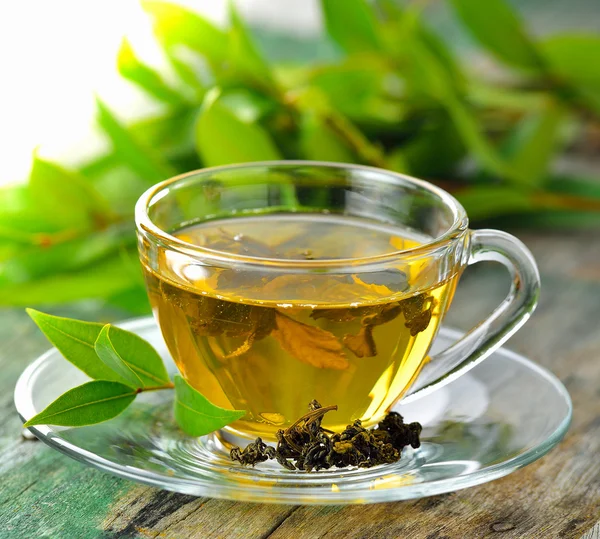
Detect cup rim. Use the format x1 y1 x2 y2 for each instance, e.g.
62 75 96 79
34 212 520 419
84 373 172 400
135 160 469 270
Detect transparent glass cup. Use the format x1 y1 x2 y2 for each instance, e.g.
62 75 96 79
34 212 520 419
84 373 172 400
135 161 540 440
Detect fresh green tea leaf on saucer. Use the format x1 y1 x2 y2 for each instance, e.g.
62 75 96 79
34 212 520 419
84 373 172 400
26 309 121 381
95 325 144 387
95 324 171 387
23 380 137 427
173 375 245 436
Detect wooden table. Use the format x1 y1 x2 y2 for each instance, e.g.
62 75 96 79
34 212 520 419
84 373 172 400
1 230 599 538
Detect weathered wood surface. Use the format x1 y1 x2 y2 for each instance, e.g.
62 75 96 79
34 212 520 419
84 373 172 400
1 230 599 538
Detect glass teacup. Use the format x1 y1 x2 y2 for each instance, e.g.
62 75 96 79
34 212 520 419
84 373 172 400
136 162 540 440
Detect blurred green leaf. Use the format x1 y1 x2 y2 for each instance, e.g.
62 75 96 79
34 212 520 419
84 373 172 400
546 174 600 199
541 34 600 113
503 100 565 187
321 0 382 54
29 156 112 231
300 112 355 162
106 286 151 315
130 108 198 159
195 88 282 166
2 255 137 306
0 223 133 285
0 184 61 235
27 309 119 380
95 324 170 387
308 60 405 124
96 98 176 183
142 1 228 64
450 0 543 71
455 186 535 220
24 380 137 428
403 113 466 177
406 39 523 183
117 38 186 106
173 375 245 436
227 2 276 91
542 34 600 89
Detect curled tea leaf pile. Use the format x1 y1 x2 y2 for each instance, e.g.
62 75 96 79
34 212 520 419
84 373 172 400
230 401 422 471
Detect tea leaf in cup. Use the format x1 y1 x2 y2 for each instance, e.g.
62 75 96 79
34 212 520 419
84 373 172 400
173 375 246 436
272 312 349 370
95 324 171 387
23 380 137 427
343 325 376 358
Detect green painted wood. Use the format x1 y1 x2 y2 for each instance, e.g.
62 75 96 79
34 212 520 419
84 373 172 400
1 231 599 538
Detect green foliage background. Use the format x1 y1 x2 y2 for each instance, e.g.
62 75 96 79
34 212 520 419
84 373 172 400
1 0 599 312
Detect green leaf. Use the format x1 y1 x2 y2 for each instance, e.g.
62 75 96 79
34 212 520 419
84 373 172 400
405 40 523 183
455 186 535 220
503 101 565 187
173 375 245 436
129 108 198 159
321 0 381 54
195 88 282 166
117 38 186 106
95 325 144 387
95 324 170 387
0 184 61 235
26 309 120 380
142 1 228 64
541 34 600 92
96 98 176 184
23 380 137 427
227 2 275 90
29 156 111 231
0 223 134 285
106 286 152 315
299 112 354 162
450 0 542 71
2 255 137 306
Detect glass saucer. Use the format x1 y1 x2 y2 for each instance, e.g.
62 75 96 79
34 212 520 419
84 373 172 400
14 318 571 505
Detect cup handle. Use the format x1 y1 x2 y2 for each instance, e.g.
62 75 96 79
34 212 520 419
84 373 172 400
401 229 541 404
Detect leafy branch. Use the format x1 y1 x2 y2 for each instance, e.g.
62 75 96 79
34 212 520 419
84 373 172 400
23 310 245 436
1 0 599 311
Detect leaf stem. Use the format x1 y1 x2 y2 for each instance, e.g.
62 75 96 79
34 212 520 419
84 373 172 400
136 382 175 393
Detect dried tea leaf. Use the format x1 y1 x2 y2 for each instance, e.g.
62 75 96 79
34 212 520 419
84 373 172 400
400 294 435 336
230 401 423 472
355 269 408 291
343 325 376 358
272 312 349 370
362 303 403 327
161 280 276 339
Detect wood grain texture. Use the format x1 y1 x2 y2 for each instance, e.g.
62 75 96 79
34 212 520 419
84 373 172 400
0 231 599 538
